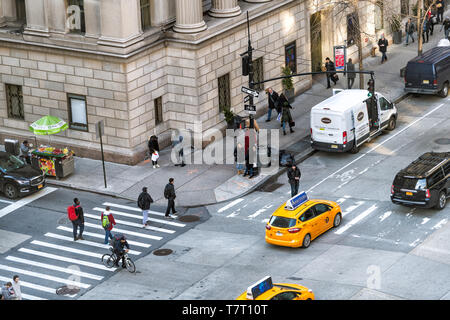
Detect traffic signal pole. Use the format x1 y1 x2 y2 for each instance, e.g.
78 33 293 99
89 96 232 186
246 11 255 129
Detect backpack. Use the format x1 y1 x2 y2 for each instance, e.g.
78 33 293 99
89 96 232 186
67 205 79 221
102 214 110 229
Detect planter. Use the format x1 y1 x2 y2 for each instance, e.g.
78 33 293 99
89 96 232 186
393 31 403 44
284 88 295 103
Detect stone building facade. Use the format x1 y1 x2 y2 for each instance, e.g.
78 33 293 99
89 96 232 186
0 0 408 164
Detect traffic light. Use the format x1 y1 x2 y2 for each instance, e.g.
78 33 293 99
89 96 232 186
367 78 375 97
242 55 250 76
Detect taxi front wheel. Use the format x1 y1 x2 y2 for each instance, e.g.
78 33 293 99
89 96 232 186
333 213 342 227
302 234 311 248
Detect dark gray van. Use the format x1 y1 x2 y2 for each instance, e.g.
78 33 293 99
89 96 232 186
404 47 450 97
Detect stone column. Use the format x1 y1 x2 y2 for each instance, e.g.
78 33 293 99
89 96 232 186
150 0 176 27
173 0 207 33
84 0 101 38
0 0 16 26
209 0 241 18
47 0 66 34
98 0 141 47
23 0 49 37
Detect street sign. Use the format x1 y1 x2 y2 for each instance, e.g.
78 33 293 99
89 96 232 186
244 104 256 112
241 86 259 98
244 95 250 103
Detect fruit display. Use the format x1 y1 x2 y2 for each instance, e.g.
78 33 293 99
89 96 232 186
33 146 73 158
31 145 75 177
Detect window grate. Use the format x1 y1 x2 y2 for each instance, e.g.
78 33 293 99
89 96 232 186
154 96 163 125
218 73 231 114
6 84 24 120
253 57 264 92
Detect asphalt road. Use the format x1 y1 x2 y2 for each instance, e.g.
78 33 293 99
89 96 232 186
0 187 203 300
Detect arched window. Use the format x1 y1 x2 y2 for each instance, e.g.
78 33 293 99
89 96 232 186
375 1 384 31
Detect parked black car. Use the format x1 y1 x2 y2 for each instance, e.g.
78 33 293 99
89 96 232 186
404 47 450 97
391 152 450 210
0 151 45 199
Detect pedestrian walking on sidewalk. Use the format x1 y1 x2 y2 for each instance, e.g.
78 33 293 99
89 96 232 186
234 142 245 175
101 206 116 244
436 0 444 23
405 18 415 45
68 198 85 241
422 18 430 43
164 178 178 218
287 164 301 198
345 58 356 89
325 57 337 88
11 275 21 300
148 135 160 168
441 17 450 39
278 93 295 136
137 187 154 227
265 88 280 122
378 34 388 63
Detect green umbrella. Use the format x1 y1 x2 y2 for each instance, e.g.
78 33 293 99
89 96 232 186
29 115 68 135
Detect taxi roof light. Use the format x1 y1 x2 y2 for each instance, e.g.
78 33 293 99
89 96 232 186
285 191 308 211
246 276 273 300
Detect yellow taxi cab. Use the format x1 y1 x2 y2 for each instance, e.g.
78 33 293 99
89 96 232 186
265 192 342 248
236 276 314 300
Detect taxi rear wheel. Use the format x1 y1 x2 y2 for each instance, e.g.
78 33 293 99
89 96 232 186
333 213 342 227
302 234 311 248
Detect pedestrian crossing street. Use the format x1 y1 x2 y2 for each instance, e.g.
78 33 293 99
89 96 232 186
0 201 188 300
211 192 449 251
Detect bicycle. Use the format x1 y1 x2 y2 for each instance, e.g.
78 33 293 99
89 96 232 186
102 247 136 273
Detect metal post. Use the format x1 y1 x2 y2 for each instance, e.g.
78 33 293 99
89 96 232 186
98 123 107 189
246 11 255 129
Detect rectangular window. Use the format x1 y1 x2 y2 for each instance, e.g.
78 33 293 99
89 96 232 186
68 94 88 131
375 2 384 31
400 0 409 16
218 74 231 114
15 0 26 24
6 84 24 120
140 0 151 31
67 0 85 34
285 42 297 74
253 57 264 92
347 12 359 47
154 96 163 125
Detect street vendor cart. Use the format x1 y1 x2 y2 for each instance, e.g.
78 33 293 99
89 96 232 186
31 146 75 179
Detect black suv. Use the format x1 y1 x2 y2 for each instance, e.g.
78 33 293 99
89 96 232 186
0 151 46 199
391 152 450 210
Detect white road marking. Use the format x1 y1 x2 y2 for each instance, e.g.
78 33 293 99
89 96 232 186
92 208 186 227
84 213 175 234
5 256 103 280
22 293 47 300
217 198 244 213
226 209 241 218
18 248 115 271
379 211 392 222
335 205 378 235
102 202 164 217
56 226 151 248
336 198 347 204
31 240 103 258
83 222 163 241
307 103 446 192
409 238 422 247
432 218 448 230
44 233 141 256
341 201 365 217
0 264 90 289
0 275 62 296
421 218 431 225
0 187 57 218
0 199 13 204
261 218 270 224
247 204 274 219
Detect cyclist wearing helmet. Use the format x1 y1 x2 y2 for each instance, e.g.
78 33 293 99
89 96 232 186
113 234 130 268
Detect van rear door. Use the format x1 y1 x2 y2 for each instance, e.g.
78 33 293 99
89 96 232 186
352 103 370 146
405 62 435 89
311 110 344 144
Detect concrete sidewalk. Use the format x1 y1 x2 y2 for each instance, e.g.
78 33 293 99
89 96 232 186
40 28 446 207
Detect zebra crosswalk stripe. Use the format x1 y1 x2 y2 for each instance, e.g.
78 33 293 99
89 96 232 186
22 293 47 300
0 264 91 289
31 240 103 258
18 248 115 271
0 275 58 295
102 202 165 217
92 208 186 227
44 233 142 256
5 256 103 281
56 226 151 248
83 222 163 241
84 213 175 234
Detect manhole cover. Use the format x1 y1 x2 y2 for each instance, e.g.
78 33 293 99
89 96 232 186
435 138 450 145
153 249 173 256
178 215 200 222
56 285 80 295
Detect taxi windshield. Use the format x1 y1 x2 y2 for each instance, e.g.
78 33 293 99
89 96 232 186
269 216 296 228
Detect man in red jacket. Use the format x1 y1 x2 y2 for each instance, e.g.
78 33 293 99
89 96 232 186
101 206 116 244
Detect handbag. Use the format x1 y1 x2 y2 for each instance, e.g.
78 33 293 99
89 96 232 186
151 151 159 161
333 74 339 81
289 121 295 127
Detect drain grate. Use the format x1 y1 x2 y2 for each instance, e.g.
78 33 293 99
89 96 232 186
435 138 450 145
153 249 173 256
178 215 200 222
57 217 69 225
56 285 80 295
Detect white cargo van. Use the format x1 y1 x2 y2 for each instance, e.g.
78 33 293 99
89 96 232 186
310 89 397 153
